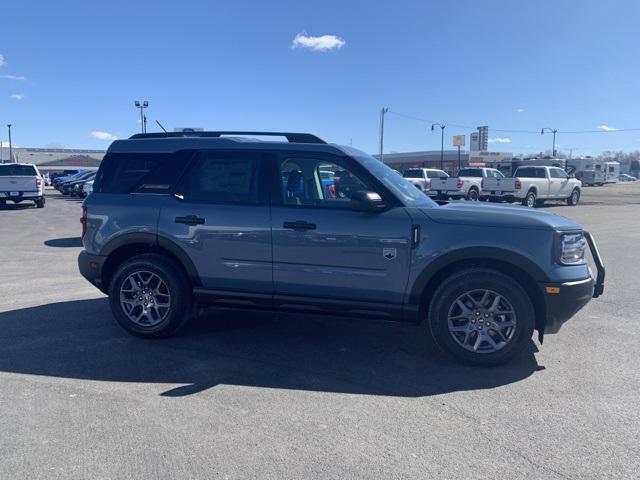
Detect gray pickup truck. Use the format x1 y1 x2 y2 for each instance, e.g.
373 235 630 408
78 131 605 366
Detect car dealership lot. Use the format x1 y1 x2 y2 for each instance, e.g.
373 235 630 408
0 186 639 479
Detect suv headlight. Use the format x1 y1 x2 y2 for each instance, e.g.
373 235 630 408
557 232 587 265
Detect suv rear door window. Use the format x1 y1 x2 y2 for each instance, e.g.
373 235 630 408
176 151 262 204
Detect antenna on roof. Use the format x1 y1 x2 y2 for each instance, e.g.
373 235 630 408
155 120 168 133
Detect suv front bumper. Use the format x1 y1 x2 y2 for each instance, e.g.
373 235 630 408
541 231 605 334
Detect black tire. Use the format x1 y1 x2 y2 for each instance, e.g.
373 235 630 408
467 188 479 201
522 190 537 208
108 253 193 338
567 188 580 206
35 197 45 208
425 268 535 366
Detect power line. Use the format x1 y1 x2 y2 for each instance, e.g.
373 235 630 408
387 110 640 134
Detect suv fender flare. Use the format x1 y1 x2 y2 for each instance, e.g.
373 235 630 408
408 246 549 307
101 232 202 288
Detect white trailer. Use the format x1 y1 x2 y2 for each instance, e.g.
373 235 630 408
604 161 620 183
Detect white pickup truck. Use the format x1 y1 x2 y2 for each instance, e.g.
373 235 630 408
0 163 46 208
402 168 449 192
428 167 505 201
483 165 582 207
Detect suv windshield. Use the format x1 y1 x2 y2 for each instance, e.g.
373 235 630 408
0 165 37 176
354 154 437 208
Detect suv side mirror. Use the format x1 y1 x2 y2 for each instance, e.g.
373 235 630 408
350 190 386 213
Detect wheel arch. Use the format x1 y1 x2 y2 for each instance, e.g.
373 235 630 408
410 248 547 333
100 233 201 293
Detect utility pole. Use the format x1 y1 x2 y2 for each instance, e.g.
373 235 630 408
431 123 446 170
7 124 13 162
379 107 389 162
134 101 149 134
541 127 558 156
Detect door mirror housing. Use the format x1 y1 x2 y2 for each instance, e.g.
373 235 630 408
350 190 386 212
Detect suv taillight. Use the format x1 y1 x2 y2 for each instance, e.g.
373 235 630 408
36 178 42 189
80 206 88 238
457 179 464 189
515 179 522 190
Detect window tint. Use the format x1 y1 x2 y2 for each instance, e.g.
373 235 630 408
95 152 172 193
177 151 261 204
427 170 448 178
516 167 545 178
458 168 483 177
279 157 372 208
550 168 567 179
0 165 37 176
403 169 423 178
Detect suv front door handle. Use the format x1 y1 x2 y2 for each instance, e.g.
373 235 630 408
283 221 316 231
175 215 205 226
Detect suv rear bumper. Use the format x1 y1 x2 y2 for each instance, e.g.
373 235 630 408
78 251 107 293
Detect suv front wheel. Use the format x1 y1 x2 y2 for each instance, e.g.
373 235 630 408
426 268 534 366
108 253 193 338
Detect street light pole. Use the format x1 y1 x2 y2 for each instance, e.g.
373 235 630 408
379 107 389 162
134 101 149 134
7 124 13 162
431 123 446 170
541 127 558 156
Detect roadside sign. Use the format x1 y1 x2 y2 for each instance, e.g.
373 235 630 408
452 135 465 147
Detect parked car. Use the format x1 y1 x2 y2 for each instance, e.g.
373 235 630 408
82 179 94 197
59 171 95 195
69 173 96 197
0 163 46 208
78 130 605 366
483 166 582 208
429 167 504 201
52 170 84 189
619 173 637 182
402 168 449 193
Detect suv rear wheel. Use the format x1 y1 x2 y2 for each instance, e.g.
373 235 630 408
108 253 193 338
426 268 534 366
467 188 479 201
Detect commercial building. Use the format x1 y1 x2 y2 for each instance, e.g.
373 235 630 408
374 150 470 175
0 147 106 171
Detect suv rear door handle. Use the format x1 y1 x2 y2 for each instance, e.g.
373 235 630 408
283 221 316 230
175 215 205 226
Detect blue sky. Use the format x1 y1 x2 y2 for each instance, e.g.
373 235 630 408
1 0 639 155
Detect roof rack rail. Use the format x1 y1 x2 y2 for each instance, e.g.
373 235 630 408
128 131 326 144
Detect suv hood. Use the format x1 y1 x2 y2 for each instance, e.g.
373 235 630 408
420 202 582 231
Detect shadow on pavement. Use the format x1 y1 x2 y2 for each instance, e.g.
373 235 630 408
0 298 542 397
0 203 34 211
44 237 82 248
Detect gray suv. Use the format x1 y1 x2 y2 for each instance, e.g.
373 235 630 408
78 131 605 366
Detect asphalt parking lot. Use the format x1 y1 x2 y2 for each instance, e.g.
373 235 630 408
1 185 639 479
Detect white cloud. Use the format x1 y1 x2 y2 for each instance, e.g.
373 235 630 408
291 31 345 51
488 137 512 143
516 108 524 113
10 93 24 100
597 125 618 131
0 74 27 81
90 130 118 141
0 54 5 67
0 141 18 147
